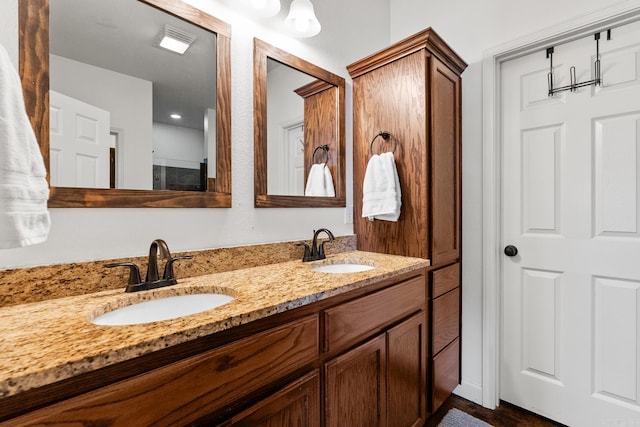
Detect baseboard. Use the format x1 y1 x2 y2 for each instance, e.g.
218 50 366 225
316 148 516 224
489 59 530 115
453 381 483 405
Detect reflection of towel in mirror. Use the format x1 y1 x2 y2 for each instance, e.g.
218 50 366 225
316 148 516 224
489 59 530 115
0 43 50 249
362 152 401 222
305 163 335 197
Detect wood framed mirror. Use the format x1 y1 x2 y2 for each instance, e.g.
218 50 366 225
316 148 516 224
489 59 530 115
19 0 231 207
254 38 345 208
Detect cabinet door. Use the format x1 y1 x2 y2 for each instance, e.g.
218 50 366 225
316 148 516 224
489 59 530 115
222 370 320 427
430 56 462 266
325 335 387 427
387 313 426 427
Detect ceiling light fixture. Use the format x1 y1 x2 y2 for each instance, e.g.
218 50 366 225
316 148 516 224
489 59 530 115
170 113 182 119
158 25 196 55
249 0 281 18
284 0 321 38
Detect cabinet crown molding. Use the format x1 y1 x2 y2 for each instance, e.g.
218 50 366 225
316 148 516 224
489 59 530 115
347 27 468 78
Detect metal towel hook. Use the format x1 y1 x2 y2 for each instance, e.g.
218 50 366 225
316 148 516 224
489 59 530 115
312 144 330 167
369 131 396 157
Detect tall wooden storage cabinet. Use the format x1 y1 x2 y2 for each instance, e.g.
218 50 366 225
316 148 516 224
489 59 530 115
347 28 467 413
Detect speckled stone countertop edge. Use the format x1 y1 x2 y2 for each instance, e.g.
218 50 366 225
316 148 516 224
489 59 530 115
0 251 429 399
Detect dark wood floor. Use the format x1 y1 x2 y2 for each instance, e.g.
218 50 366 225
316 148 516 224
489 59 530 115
426 394 567 427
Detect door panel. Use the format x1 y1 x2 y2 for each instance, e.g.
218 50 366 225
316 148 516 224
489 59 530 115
501 19 640 426
49 90 111 188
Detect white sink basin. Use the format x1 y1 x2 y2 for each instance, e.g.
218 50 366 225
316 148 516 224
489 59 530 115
311 263 374 273
92 293 234 326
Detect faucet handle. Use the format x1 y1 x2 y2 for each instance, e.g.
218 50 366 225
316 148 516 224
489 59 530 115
162 255 193 283
104 262 142 285
297 242 312 262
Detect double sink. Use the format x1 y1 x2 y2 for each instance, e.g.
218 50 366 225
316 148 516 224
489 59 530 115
91 261 374 326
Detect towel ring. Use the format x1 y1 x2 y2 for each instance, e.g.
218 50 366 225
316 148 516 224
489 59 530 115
369 131 396 156
312 144 330 165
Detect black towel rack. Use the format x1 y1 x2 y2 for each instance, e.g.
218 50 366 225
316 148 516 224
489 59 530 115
369 131 396 156
547 29 611 97
311 144 330 166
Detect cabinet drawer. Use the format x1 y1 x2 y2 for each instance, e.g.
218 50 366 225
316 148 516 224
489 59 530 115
431 338 460 412
6 315 319 427
324 275 426 353
431 263 460 298
432 287 460 355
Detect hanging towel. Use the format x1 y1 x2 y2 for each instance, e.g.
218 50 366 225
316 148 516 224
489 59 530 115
305 163 335 197
0 43 50 249
362 151 401 221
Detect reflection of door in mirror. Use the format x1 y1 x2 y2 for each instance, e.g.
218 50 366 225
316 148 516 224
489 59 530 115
266 59 314 196
285 122 305 195
49 0 217 192
49 91 111 188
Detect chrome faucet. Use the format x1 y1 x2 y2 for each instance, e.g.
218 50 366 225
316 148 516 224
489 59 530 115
105 239 192 292
298 228 335 262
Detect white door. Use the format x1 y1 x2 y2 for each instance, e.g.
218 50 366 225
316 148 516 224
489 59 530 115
286 122 305 196
501 20 640 426
49 90 111 188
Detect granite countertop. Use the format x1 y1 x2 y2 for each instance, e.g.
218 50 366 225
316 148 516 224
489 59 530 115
0 250 429 399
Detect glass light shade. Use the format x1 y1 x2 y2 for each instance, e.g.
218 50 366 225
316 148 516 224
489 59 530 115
250 0 281 18
284 0 321 37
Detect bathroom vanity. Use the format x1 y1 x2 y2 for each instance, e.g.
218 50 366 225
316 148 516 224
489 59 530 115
0 252 429 426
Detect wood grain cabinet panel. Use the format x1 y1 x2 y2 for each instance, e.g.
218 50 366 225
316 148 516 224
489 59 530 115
432 287 461 355
430 59 462 267
5 315 319 427
431 262 460 298
221 370 320 427
325 312 426 427
387 313 426 427
325 334 387 427
324 275 425 354
432 338 460 411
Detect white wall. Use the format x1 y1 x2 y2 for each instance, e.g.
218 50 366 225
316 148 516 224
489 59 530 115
153 122 205 169
50 54 153 190
389 0 627 405
0 0 390 268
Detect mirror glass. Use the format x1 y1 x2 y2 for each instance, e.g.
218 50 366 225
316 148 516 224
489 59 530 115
50 0 214 191
19 0 232 207
254 39 346 208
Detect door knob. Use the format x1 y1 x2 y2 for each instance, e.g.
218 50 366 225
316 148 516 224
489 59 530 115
504 245 518 257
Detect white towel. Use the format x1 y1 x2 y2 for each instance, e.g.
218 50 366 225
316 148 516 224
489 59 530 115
362 152 401 221
305 163 335 197
0 43 50 249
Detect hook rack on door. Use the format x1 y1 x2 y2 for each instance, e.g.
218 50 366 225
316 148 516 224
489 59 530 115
546 29 611 97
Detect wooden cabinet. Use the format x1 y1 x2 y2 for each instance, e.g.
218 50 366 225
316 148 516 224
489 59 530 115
4 315 320 427
221 370 320 427
324 275 426 427
325 334 387 427
347 28 467 414
325 313 426 427
387 313 426 427
2 270 427 427
430 263 461 411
